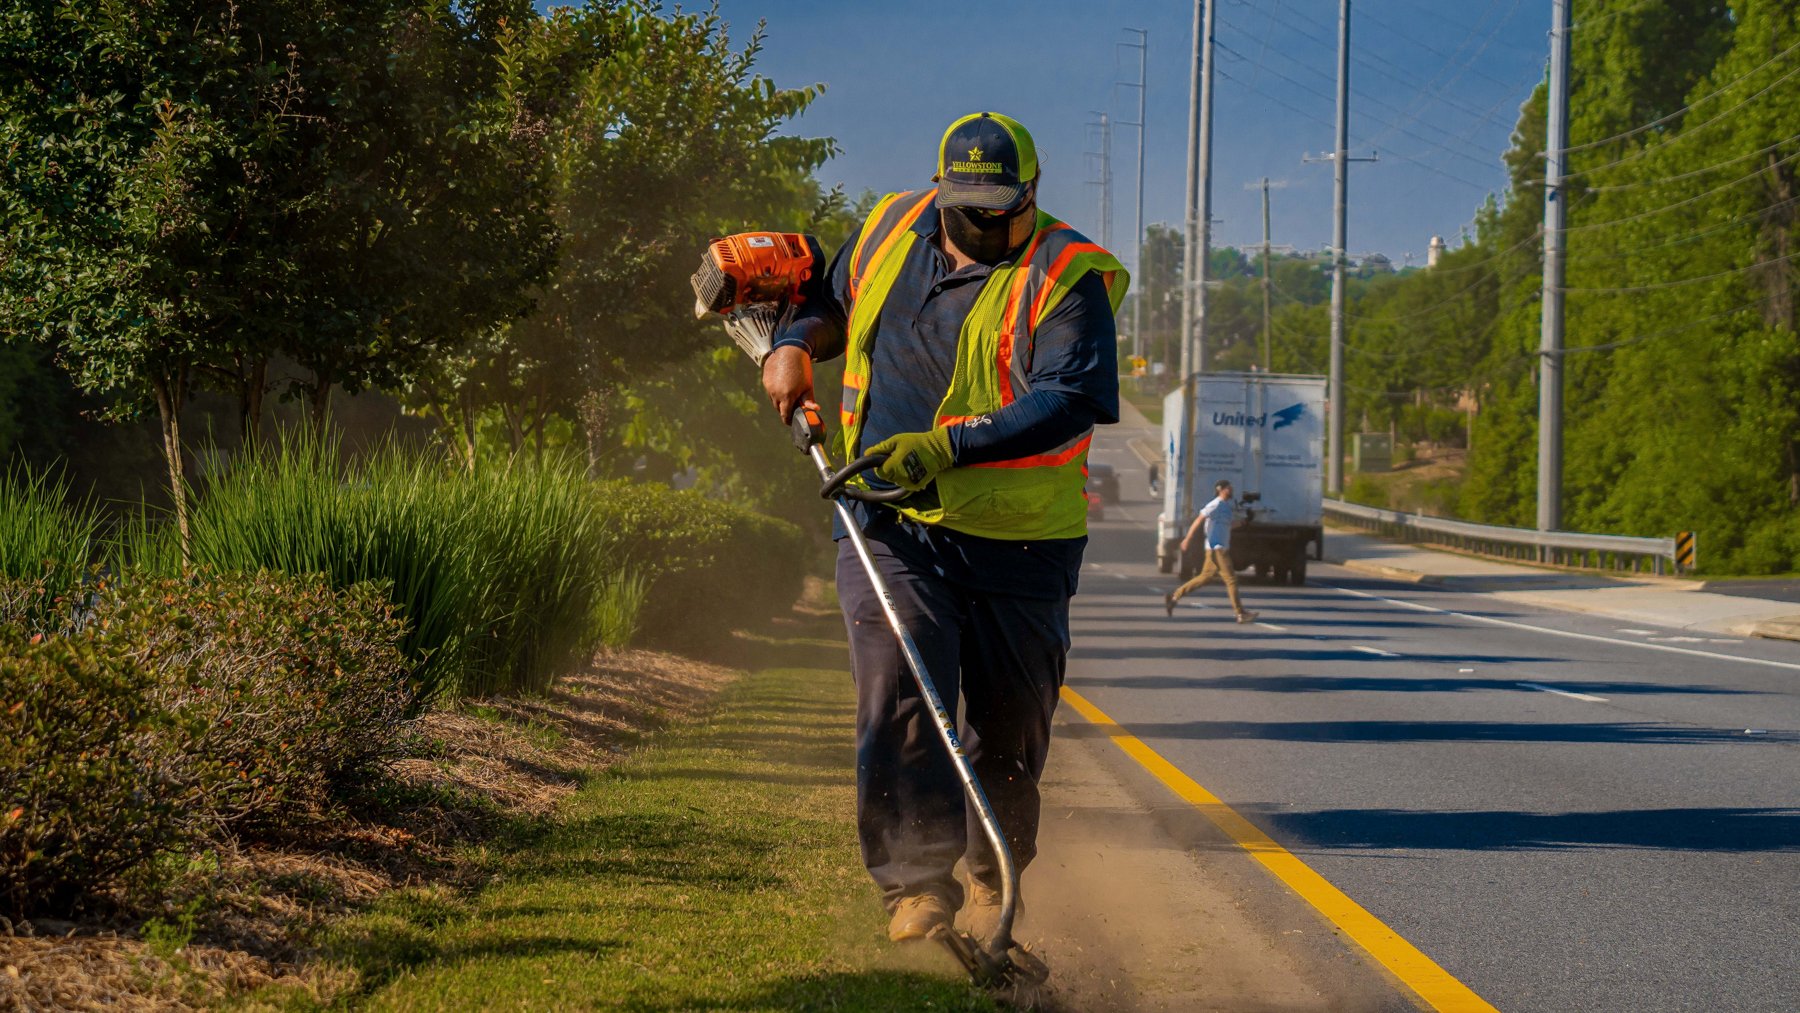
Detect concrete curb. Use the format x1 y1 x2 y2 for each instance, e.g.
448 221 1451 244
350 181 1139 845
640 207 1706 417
1739 616 1800 643
1328 557 1442 585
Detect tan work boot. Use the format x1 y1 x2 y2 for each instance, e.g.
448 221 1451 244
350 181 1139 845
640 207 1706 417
960 879 1020 941
1236 610 1259 624
887 892 953 942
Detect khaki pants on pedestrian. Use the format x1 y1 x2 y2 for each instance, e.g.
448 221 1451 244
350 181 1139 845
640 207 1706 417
1171 547 1246 614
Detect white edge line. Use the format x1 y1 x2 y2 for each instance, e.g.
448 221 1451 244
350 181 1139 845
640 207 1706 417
1352 645 1399 657
1257 622 1289 632
1518 681 1610 703
1333 586 1800 673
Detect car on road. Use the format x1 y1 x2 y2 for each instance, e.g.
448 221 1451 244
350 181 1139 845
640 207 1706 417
1088 462 1120 504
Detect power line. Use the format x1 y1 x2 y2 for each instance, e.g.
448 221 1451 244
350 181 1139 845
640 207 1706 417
1567 0 1660 32
1578 130 1800 193
1560 248 1800 295
1559 146 1800 235
1563 193 1799 266
1559 293 1777 355
1212 41 1504 189
1554 38 1800 158
1356 0 1534 96
1214 28 1513 169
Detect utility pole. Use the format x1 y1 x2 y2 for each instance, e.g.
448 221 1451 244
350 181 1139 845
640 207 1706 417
1100 113 1113 250
1304 0 1376 496
1084 112 1113 251
1118 29 1148 363
1538 0 1571 533
1179 0 1218 539
1180 0 1206 381
1246 178 1288 371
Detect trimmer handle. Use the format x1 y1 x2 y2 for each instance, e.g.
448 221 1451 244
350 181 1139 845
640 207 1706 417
790 400 827 453
821 453 911 503
787 400 909 503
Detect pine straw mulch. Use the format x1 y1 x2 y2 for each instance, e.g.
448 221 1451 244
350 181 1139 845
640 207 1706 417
0 644 747 1012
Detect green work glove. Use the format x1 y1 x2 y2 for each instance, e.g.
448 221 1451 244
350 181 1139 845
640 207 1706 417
868 428 955 492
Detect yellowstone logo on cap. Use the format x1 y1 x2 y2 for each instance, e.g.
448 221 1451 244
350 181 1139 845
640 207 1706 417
935 112 1039 210
951 145 1004 174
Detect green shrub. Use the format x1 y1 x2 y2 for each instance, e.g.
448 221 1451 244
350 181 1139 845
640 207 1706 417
1 570 415 917
1344 473 1390 510
593 481 808 643
95 572 415 829
0 632 177 918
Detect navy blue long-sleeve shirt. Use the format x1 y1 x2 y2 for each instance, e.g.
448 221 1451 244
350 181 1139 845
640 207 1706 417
773 195 1120 600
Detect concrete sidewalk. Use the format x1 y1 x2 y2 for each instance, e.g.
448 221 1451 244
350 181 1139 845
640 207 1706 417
1322 526 1800 642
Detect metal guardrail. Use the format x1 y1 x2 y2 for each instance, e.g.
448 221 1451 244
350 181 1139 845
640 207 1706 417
1323 498 1683 575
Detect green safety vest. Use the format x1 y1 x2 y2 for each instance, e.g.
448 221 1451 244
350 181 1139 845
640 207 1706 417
838 188 1130 541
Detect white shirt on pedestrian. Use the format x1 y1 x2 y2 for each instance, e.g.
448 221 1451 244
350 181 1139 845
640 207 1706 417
1200 494 1234 550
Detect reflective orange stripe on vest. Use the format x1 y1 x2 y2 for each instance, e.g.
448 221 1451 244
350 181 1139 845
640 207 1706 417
849 189 937 301
841 370 867 428
934 414 1093 470
994 222 1068 404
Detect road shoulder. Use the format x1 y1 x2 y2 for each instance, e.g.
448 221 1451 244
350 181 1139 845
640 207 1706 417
1027 710 1418 1013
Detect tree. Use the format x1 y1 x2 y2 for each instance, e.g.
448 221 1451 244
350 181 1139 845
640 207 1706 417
407 3 834 473
0 1 561 556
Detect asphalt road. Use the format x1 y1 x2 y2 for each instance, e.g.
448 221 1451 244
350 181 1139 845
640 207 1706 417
1066 420 1800 1013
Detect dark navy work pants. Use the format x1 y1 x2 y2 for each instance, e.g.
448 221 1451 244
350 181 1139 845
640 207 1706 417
835 536 1070 910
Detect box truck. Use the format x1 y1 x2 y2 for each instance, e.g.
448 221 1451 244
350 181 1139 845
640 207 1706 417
1158 372 1326 585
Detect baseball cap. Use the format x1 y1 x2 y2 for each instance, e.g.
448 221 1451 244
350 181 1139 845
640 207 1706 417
934 112 1039 211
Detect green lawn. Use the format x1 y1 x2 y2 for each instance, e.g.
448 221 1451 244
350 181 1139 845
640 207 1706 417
319 631 999 1011
1120 381 1165 426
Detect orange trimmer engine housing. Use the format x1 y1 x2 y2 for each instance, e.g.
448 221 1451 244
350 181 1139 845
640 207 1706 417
691 232 825 316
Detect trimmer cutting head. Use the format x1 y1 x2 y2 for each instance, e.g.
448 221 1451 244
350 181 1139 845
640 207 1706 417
929 924 1050 991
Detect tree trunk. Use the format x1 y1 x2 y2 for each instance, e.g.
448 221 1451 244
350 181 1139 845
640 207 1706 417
502 401 524 458
240 356 268 448
152 370 193 568
460 386 478 474
579 387 612 478
308 367 332 439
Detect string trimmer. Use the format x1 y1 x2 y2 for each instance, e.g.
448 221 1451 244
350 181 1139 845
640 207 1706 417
691 231 1050 990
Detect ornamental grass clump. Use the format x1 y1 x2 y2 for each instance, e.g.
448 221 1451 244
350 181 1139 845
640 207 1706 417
173 437 629 700
0 467 102 628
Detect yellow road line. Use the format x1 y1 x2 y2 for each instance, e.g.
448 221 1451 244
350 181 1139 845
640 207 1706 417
1060 686 1499 1013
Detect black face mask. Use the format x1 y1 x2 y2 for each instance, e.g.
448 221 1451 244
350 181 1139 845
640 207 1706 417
941 204 1025 264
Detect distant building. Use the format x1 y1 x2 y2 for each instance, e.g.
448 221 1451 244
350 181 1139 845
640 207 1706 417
1428 235 1446 268
1359 252 1394 275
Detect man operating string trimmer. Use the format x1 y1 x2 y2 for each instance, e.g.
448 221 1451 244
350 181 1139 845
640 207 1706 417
760 113 1128 950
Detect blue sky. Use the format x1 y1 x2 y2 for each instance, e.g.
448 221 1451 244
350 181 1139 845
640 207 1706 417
557 1 1553 271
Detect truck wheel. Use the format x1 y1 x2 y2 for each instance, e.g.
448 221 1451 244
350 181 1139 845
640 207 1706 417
1288 558 1308 586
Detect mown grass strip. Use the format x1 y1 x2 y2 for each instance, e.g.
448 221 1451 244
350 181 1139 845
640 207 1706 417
327 655 999 1011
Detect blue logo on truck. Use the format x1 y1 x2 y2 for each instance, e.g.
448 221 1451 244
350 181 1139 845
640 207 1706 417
1211 403 1306 429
